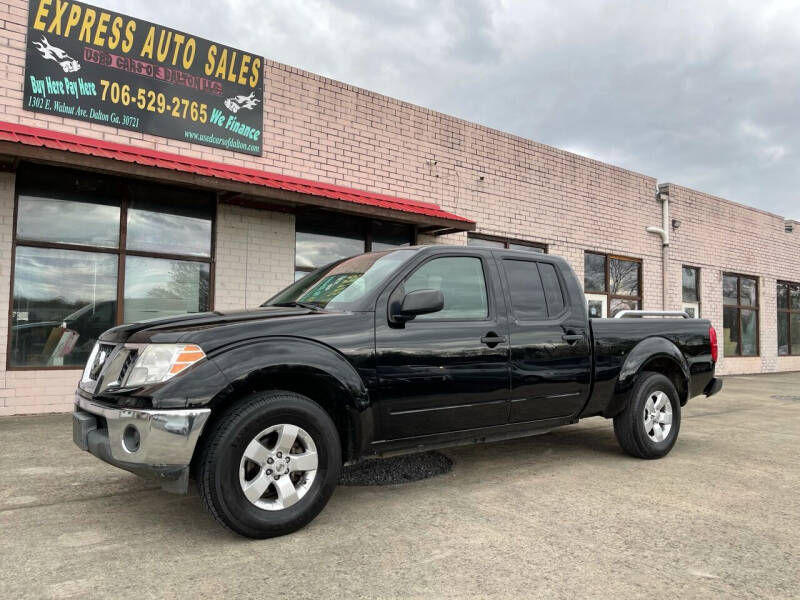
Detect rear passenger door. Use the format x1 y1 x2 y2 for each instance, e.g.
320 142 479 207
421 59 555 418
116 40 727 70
498 257 591 421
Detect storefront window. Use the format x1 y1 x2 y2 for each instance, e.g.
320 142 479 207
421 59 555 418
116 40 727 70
682 266 700 317
11 247 117 367
583 253 606 293
16 195 120 248
295 212 414 281
124 257 210 322
468 233 546 253
777 281 800 356
372 221 414 252
722 273 759 356
608 257 639 296
583 252 641 316
10 165 214 368
126 185 213 257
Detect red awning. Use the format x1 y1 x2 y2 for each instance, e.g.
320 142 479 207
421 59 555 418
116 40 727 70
0 120 473 232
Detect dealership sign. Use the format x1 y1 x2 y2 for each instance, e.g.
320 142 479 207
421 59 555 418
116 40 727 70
23 0 264 155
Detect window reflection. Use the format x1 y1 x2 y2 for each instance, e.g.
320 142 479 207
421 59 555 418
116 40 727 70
583 253 606 293
124 256 210 322
722 275 738 305
295 231 363 270
508 243 545 253
740 278 757 306
468 234 546 253
723 306 740 356
127 208 212 257
503 260 547 320
11 247 117 367
126 184 213 257
682 267 699 303
609 258 639 295
778 312 789 356
405 257 488 320
295 212 413 276
16 195 120 248
792 314 800 355
468 237 504 249
740 309 757 355
372 220 413 251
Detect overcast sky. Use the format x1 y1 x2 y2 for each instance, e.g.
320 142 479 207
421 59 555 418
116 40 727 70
94 0 800 219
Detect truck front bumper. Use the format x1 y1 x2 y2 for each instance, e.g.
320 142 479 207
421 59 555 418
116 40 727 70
73 396 211 494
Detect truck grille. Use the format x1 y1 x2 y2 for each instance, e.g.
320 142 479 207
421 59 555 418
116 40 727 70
118 349 138 383
88 343 116 381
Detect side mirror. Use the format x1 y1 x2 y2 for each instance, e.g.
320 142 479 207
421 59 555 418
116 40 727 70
393 289 444 322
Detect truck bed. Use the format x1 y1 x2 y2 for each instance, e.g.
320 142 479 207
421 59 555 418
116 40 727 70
581 317 716 418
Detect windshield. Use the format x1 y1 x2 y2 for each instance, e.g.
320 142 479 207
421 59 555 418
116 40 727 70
265 249 415 310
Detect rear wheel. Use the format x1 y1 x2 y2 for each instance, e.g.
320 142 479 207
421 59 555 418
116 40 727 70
613 372 681 459
197 391 342 538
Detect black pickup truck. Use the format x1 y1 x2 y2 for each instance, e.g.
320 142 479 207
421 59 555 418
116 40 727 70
73 245 721 538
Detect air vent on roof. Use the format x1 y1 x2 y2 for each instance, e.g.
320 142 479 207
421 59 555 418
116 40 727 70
786 222 794 233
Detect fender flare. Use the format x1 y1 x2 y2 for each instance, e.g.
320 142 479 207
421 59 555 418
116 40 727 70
603 336 690 418
200 336 372 460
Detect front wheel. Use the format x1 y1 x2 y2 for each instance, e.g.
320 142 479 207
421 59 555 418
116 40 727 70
197 391 342 538
613 372 681 459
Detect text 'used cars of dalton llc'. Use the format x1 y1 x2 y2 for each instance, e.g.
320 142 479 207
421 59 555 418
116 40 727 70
24 0 265 155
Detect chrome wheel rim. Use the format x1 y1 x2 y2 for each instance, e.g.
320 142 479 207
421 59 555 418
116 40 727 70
643 391 673 443
238 423 319 511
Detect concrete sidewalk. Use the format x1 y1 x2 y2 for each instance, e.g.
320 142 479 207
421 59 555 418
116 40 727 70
1 373 799 599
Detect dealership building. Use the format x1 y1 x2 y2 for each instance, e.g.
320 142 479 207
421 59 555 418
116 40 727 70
1 0 799 416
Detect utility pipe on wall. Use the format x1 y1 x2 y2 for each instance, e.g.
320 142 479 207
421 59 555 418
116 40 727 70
646 188 670 310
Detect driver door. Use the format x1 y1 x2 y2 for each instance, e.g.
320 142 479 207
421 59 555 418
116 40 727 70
374 252 511 440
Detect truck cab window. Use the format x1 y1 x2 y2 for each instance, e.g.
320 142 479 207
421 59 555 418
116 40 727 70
404 256 488 320
538 263 565 316
503 260 547 320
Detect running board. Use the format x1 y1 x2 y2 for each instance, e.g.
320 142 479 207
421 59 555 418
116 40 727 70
368 416 578 458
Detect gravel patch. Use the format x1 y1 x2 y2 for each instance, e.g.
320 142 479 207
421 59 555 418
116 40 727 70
339 451 453 486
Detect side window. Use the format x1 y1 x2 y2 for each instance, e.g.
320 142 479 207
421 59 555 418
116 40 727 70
503 260 547 320
538 263 565 315
404 256 488 320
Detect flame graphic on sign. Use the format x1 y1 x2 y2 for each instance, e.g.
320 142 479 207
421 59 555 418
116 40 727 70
224 92 260 113
32 36 81 73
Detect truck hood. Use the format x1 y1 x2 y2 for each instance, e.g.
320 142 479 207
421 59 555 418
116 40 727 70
99 306 330 347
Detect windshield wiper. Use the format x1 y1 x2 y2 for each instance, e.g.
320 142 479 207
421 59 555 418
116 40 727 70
271 301 325 312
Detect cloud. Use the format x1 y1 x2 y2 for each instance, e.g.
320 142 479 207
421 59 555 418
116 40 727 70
93 0 800 219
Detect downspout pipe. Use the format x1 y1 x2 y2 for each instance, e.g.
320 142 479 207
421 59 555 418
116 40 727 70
646 189 670 310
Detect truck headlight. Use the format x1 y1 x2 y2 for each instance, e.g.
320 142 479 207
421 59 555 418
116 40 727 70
125 344 206 387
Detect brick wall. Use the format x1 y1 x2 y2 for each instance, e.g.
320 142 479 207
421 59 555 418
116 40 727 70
214 204 295 310
665 184 800 375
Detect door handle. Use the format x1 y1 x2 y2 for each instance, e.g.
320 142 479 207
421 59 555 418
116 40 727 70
481 332 507 347
562 332 584 344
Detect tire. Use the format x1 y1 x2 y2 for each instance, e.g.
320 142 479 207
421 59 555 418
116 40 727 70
613 371 681 459
197 390 342 538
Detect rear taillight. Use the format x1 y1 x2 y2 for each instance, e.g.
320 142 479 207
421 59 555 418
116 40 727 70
709 326 718 362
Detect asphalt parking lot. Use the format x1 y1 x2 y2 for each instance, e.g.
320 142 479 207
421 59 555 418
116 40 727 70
1 373 799 599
